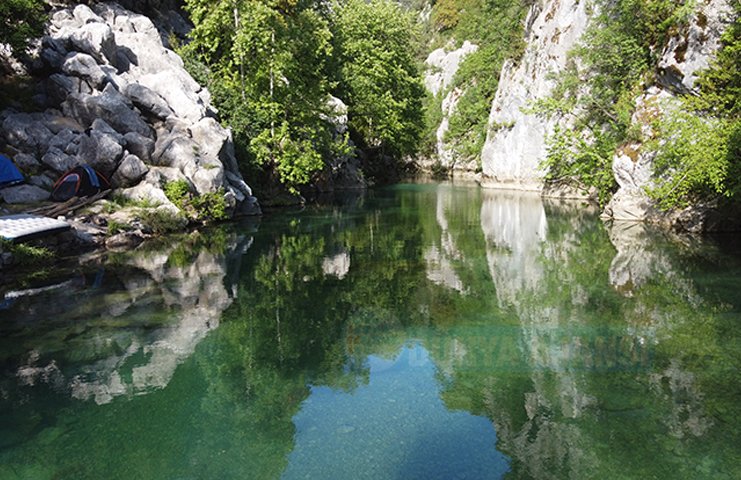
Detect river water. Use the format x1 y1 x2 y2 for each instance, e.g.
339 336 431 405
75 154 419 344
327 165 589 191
1 183 739 479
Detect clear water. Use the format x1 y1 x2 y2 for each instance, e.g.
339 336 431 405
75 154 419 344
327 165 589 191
0 182 740 479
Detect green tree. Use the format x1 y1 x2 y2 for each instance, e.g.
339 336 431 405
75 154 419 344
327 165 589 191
332 0 425 159
532 0 694 203
0 0 45 56
648 3 741 207
183 0 343 193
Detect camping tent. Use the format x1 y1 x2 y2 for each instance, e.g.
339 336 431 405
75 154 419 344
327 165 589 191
0 154 24 189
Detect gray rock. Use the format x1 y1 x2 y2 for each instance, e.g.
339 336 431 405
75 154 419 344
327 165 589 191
424 41 478 96
72 4 103 25
69 22 117 65
91 118 125 143
153 135 196 170
29 173 56 190
48 129 81 154
225 170 253 196
41 146 79 173
191 166 224 195
0 184 50 204
105 232 144 249
119 167 185 209
2 113 54 156
480 0 591 189
62 84 152 137
657 0 733 94
47 74 80 104
43 115 84 135
138 71 206 122
14 153 41 172
62 52 108 89
123 83 173 119
111 154 149 188
122 132 154 163
77 130 124 177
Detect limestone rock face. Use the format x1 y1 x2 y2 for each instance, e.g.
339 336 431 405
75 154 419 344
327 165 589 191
603 1 733 224
480 0 590 190
657 0 734 94
0 2 260 217
422 41 478 173
424 41 478 97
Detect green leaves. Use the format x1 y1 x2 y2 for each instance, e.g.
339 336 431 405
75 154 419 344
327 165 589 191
333 0 425 158
183 0 343 193
646 3 741 209
0 0 46 55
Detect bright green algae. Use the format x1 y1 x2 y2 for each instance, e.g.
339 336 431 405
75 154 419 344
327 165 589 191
0 183 739 479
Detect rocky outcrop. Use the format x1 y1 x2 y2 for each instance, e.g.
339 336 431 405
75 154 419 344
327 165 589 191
1 3 259 216
421 41 478 174
603 0 733 225
480 0 590 191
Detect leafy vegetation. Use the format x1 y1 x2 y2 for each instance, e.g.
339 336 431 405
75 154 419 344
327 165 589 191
0 0 46 56
0 238 52 265
438 0 528 165
181 0 425 193
532 0 694 203
164 179 229 221
647 3 741 208
333 0 425 159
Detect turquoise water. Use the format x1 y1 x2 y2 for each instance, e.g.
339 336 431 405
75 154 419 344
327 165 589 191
0 182 740 479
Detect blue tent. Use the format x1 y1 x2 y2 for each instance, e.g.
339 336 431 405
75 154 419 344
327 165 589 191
0 154 24 188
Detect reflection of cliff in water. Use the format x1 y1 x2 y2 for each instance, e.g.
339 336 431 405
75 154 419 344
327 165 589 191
0 231 253 405
471 191 739 479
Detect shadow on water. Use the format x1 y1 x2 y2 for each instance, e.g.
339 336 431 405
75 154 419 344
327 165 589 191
0 182 739 479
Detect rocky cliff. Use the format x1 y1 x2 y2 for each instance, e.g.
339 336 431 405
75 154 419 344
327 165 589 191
480 0 590 192
603 0 735 229
0 2 259 218
479 0 734 227
422 41 479 174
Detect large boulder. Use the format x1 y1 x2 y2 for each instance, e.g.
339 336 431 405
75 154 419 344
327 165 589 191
62 84 152 137
111 153 149 188
77 128 125 176
62 52 109 90
123 83 174 119
1 113 54 156
2 1 259 219
0 185 50 204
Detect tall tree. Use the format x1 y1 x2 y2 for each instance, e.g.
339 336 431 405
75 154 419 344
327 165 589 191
183 0 342 192
332 0 425 159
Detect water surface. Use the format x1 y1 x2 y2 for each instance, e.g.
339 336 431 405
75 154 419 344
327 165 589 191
1 183 740 479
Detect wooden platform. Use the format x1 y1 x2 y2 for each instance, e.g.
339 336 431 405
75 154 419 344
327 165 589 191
0 214 71 242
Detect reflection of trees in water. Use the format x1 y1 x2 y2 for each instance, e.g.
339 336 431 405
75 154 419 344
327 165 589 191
1 185 739 479
432 190 741 479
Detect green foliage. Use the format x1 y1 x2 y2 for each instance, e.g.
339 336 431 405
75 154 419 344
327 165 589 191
182 0 343 193
0 239 52 265
0 0 46 56
425 0 528 165
163 180 229 221
191 190 229 221
164 179 191 208
647 3 741 208
333 0 425 158
106 220 129 236
533 0 693 202
542 126 618 205
139 209 187 234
